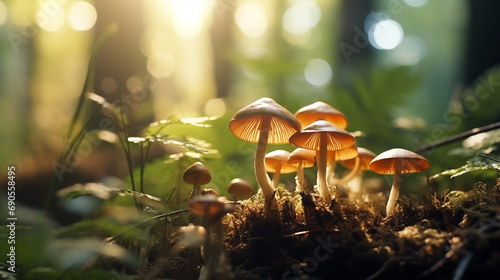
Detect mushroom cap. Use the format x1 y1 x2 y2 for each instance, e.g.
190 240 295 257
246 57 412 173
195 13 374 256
289 120 355 151
327 144 359 161
265 150 297 173
188 194 226 218
227 178 254 200
341 147 377 170
369 148 430 175
229 97 302 144
183 162 211 185
295 101 348 129
288 148 316 168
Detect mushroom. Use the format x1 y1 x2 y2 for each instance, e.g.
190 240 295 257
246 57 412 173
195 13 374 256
326 145 359 186
290 120 355 204
183 162 211 198
188 194 234 280
369 148 430 216
295 101 348 129
335 147 376 191
288 148 316 193
229 97 301 204
227 178 254 200
265 150 297 188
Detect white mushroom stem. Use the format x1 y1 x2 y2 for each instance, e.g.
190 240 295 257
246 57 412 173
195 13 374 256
331 157 360 186
316 134 331 204
326 157 337 185
296 161 306 193
255 116 275 200
386 161 402 216
271 162 282 188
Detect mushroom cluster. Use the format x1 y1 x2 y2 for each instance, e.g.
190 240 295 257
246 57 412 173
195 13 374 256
229 97 430 216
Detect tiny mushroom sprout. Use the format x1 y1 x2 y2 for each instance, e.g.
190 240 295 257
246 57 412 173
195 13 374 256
335 147 377 191
227 178 254 200
229 97 302 204
288 148 316 193
369 148 430 217
294 101 348 129
290 120 355 204
183 162 212 198
265 150 297 187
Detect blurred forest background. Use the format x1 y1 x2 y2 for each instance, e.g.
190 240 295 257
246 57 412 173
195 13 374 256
1 0 500 209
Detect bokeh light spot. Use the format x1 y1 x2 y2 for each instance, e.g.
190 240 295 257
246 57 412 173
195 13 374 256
235 2 268 38
171 0 206 39
0 1 7 26
68 1 97 31
205 98 226 117
147 52 175 78
304 59 332 87
283 0 321 35
368 19 404 50
101 77 117 94
404 0 428 7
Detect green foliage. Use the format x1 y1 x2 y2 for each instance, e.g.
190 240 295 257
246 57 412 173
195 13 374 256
330 66 421 150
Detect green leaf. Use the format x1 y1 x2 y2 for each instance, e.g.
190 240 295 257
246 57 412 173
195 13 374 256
431 159 500 179
57 183 167 211
146 115 218 137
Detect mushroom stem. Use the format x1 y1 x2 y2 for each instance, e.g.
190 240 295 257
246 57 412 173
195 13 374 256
326 159 337 186
255 116 275 200
272 161 282 188
296 161 305 193
316 134 331 204
192 178 201 197
331 157 360 186
386 162 402 216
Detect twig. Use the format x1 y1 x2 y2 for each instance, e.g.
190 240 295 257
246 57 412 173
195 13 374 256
415 121 500 154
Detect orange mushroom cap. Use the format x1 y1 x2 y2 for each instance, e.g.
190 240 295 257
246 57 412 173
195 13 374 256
295 101 348 129
327 145 359 162
288 148 316 168
341 147 376 171
289 120 355 151
265 150 297 174
369 148 430 175
229 97 301 144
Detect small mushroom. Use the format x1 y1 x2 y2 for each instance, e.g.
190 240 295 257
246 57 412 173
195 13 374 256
183 162 211 198
227 178 254 200
294 101 348 129
335 147 376 191
288 148 316 193
369 148 430 216
290 120 355 204
188 194 234 280
229 97 301 204
265 150 297 188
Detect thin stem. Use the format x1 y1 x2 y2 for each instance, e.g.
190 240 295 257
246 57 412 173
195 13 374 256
296 161 305 193
255 116 274 200
272 162 282 188
317 134 331 204
415 121 500 154
386 162 402 216
332 157 360 186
